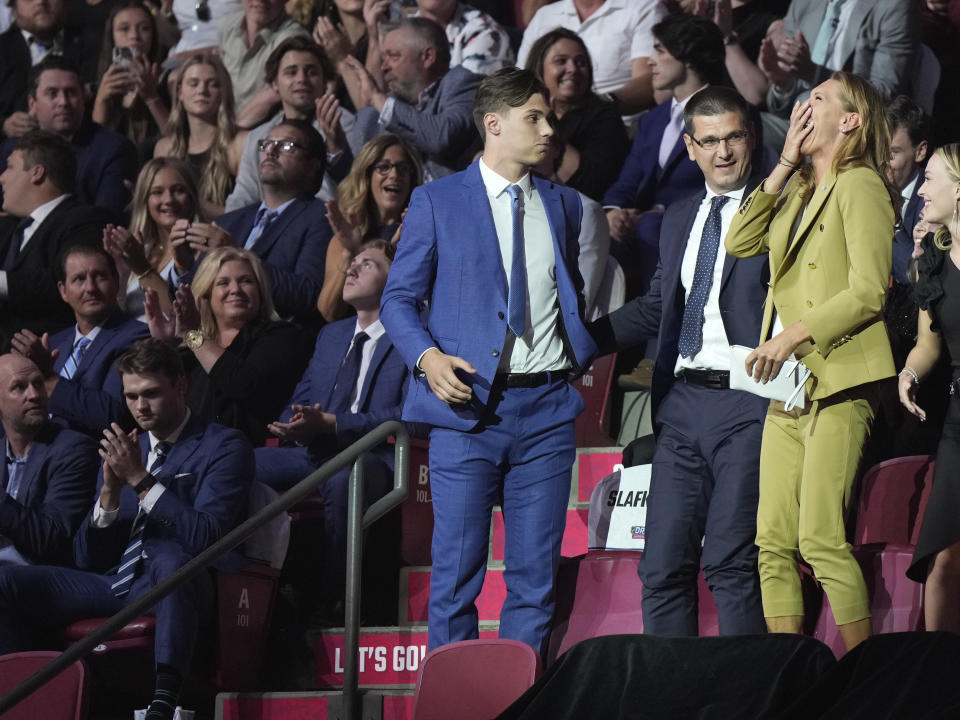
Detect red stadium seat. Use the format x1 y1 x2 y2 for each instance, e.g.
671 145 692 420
0 650 89 720
573 354 618 447
854 455 935 547
411 639 541 720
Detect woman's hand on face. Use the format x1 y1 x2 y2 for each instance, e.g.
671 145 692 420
898 371 926 421
782 99 813 165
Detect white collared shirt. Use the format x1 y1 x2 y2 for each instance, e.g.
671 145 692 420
828 0 860 70
19 28 63 64
901 171 919 208
0 194 71 300
478 158 569 373
349 319 386 414
92 410 192 526
675 183 747 375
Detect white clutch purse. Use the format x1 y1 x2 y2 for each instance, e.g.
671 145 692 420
728 345 812 410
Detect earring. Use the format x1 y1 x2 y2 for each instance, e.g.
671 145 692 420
953 199 959 230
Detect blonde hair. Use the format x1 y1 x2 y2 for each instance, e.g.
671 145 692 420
336 134 423 240
130 157 200 271
795 71 900 218
166 54 237 206
190 247 278 339
933 143 960 251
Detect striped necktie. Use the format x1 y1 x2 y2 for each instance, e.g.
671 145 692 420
111 441 170 597
60 336 92 380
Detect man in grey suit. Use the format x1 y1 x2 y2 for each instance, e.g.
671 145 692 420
758 0 919 149
339 17 482 181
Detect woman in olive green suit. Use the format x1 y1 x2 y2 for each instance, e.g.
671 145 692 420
724 71 898 651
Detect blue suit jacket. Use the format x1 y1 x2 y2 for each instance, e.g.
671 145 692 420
47 312 149 435
893 173 924 284
351 66 483 179
0 122 137 217
74 414 253 575
590 178 770 415
215 197 331 322
0 423 98 565
380 161 598 431
280 317 408 463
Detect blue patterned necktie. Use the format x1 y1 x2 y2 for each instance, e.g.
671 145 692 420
328 332 370 414
111 441 170 597
244 207 278 250
60 336 92 380
810 0 848 67
678 195 730 359
506 185 527 339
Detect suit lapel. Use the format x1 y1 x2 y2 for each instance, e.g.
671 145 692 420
251 198 305 257
357 340 392 410
461 164 509 302
13 198 73 270
661 192 702 308
838 0 871 71
719 174 766 293
18 432 52 506
160 415 204 479
775 173 836 280
320 321 357 409
52 331 76 374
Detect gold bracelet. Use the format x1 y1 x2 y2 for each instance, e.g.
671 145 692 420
135 267 157 281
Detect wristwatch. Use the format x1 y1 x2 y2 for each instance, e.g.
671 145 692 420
133 473 156 495
184 329 206 350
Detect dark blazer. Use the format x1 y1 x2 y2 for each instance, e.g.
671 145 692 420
281 317 408 464
47 311 150 435
380 160 598 431
0 121 138 217
557 94 630 203
893 173 924 284
214 197 332 323
351 65 483 179
590 175 770 415
0 197 115 338
74 414 254 574
185 320 311 446
0 24 83 136
0 422 98 565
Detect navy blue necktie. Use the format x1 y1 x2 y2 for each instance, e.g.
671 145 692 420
2 217 33 271
111 441 170 597
678 195 730 358
506 185 527 338
328 332 370 414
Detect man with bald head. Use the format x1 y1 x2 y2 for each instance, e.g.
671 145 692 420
0 352 97 566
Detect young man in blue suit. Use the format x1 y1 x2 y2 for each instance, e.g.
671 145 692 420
0 339 254 720
381 67 597 652
172 119 331 329
590 87 769 637
11 245 149 435
0 353 98 567
256 239 407 603
603 14 724 293
886 96 930 286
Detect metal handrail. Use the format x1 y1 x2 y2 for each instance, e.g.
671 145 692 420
0 421 410 720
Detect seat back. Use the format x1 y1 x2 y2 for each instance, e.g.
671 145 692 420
589 255 626 321
0 651 89 720
573 353 618 448
911 44 941 114
854 455 935 546
400 438 433 566
411 639 540 720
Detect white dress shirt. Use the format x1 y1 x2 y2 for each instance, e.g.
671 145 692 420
478 158 568 374
348 319 386 414
675 184 746 375
828 0 860 71
0 193 70 300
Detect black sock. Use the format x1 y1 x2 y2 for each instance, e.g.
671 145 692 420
144 663 182 720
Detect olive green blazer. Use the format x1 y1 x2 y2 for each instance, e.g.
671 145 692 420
725 166 896 400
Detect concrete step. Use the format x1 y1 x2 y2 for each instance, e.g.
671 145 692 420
398 566 506 627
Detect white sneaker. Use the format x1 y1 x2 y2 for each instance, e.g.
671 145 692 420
133 707 195 720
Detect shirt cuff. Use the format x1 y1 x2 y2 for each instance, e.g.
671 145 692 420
415 346 439 375
92 501 120 528
140 483 166 513
0 269 7 300
378 96 396 128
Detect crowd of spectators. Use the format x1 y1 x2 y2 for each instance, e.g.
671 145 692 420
0 0 959 716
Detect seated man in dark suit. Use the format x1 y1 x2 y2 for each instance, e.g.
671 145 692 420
603 14 725 294
0 352 98 566
0 130 114 340
255 239 407 602
0 0 83 140
10 244 149 435
171 118 330 330
0 55 138 217
341 17 482 181
0 338 254 720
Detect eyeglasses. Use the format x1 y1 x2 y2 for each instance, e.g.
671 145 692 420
372 160 414 177
195 0 210 22
689 130 749 151
257 138 305 155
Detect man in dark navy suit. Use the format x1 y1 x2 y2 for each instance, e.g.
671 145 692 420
0 55 138 217
0 339 254 720
602 14 725 293
11 245 148 435
173 118 330 329
590 86 769 636
0 352 97 567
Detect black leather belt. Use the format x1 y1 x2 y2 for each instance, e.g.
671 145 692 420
678 368 730 390
496 370 570 388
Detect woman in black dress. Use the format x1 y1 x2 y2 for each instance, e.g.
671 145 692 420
898 143 960 632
